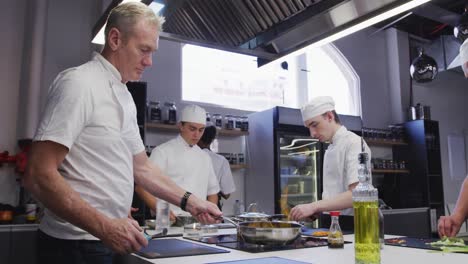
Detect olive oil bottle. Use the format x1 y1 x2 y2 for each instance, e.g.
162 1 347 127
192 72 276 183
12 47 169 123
353 152 380 264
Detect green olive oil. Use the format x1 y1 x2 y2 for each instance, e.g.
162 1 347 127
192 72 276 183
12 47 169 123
354 201 380 264
352 152 380 264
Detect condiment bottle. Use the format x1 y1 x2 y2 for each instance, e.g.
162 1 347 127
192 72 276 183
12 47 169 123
328 211 344 248
353 152 381 264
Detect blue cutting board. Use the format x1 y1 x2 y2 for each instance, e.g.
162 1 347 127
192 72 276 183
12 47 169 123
136 238 229 259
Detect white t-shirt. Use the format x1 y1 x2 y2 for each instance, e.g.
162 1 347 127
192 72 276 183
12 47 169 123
203 149 236 195
34 52 145 240
149 135 220 215
322 126 371 215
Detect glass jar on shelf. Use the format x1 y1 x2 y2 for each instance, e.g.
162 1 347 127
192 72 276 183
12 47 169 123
147 101 162 123
225 115 234 130
206 112 212 126
164 102 177 125
213 114 223 128
241 116 249 131
235 116 242 130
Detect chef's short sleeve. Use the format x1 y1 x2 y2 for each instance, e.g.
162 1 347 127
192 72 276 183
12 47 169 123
34 71 93 149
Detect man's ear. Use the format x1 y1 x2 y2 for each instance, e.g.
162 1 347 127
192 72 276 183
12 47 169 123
327 111 334 122
107 28 121 51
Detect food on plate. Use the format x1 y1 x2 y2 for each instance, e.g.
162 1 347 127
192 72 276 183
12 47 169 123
427 236 466 247
426 236 468 253
312 231 330 237
386 238 407 244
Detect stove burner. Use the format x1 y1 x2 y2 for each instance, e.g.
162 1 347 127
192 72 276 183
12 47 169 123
186 235 348 253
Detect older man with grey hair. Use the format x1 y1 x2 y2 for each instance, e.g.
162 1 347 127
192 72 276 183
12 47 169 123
24 3 221 263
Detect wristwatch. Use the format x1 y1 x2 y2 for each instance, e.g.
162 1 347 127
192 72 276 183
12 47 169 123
180 191 192 212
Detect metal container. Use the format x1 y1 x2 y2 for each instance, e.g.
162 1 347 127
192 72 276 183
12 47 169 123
408 106 417 121
417 104 431 120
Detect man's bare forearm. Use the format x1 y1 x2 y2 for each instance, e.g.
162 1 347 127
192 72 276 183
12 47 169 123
453 177 468 220
207 194 218 205
315 190 353 212
23 142 111 239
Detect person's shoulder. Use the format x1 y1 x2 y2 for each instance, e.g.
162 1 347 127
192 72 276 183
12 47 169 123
154 138 178 151
212 152 228 163
53 59 103 89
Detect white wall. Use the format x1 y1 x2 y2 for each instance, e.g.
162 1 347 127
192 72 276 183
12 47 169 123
334 27 393 128
0 0 27 205
0 0 101 205
413 70 468 203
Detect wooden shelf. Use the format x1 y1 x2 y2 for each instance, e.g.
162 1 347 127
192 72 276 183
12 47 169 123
372 169 410 174
365 138 407 146
146 122 249 136
281 193 315 198
230 164 248 170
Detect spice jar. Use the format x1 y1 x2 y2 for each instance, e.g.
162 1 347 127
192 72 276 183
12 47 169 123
206 112 212 126
213 114 223 128
164 102 177 125
241 116 249 131
235 116 242 130
225 115 234 130
147 101 162 123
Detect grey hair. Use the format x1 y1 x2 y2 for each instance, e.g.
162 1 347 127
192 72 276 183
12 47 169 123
104 2 165 42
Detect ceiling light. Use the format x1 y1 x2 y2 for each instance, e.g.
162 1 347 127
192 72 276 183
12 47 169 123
91 0 165 45
280 0 431 61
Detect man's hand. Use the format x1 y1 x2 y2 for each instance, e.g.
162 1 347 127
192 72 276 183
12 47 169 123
438 214 464 238
100 218 148 255
290 203 320 221
186 195 222 224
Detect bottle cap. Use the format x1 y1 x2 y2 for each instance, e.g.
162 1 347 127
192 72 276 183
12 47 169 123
330 211 340 216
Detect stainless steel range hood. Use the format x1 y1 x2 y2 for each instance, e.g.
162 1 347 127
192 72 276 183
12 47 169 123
95 0 431 64
151 0 431 65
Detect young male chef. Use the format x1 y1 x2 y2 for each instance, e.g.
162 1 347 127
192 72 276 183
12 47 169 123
197 125 236 210
136 105 220 219
290 96 371 220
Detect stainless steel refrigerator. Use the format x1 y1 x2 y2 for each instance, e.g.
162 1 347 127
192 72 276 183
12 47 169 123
246 106 364 227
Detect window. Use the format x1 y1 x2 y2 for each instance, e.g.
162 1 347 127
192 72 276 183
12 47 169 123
181 43 360 115
305 44 361 116
181 44 297 111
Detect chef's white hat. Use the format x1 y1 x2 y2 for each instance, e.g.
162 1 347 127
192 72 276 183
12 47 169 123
301 96 335 123
460 38 468 76
180 104 206 125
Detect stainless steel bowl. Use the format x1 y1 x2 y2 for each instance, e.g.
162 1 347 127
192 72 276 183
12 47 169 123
238 221 302 246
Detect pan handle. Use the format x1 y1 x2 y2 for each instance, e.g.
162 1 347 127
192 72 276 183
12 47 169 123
221 216 239 228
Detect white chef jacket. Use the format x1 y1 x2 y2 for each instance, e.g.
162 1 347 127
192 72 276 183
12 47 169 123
149 135 220 215
34 52 144 240
322 126 371 215
203 149 236 195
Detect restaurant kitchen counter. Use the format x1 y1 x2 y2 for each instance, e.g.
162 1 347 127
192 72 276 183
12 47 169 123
120 228 468 264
